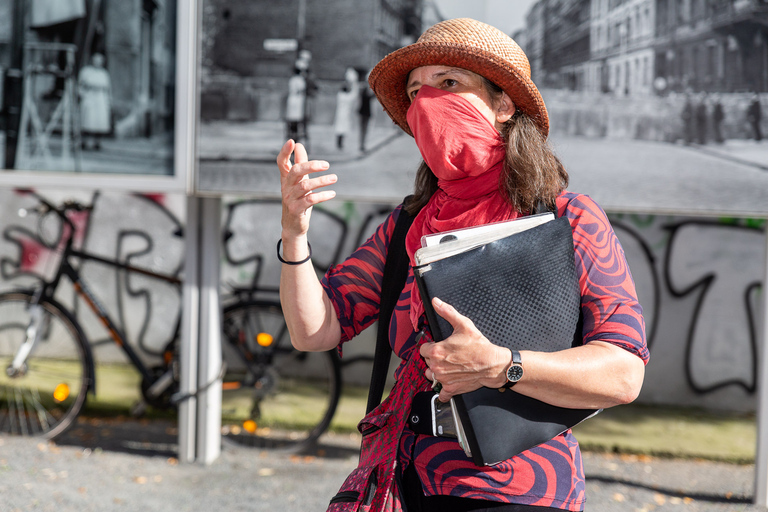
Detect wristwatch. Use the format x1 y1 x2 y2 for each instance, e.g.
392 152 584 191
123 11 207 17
502 350 523 388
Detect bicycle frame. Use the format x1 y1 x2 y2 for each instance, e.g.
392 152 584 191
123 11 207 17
28 198 182 388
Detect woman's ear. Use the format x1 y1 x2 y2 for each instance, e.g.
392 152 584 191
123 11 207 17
495 92 516 124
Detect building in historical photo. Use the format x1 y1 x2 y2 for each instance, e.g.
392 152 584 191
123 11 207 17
541 0 592 91
655 0 768 94
200 0 423 124
590 0 655 96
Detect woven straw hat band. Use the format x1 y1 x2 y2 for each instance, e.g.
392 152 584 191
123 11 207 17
369 18 549 137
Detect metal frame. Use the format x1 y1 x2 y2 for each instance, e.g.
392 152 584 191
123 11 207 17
755 232 768 506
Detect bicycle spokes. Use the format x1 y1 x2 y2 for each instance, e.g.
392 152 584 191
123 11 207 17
0 292 90 439
220 301 341 451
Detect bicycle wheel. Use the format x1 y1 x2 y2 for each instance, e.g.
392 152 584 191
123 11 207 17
221 299 341 451
0 291 92 439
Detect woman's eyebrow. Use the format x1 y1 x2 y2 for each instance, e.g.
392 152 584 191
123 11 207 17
407 68 467 90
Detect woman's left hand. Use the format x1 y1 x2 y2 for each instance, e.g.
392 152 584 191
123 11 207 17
419 297 510 402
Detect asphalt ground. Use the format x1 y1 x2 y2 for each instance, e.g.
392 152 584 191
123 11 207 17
0 415 764 512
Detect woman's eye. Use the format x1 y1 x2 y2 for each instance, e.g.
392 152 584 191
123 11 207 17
443 79 458 88
409 89 419 100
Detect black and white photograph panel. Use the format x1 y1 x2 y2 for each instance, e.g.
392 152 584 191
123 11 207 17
0 0 177 176
197 0 426 200
198 0 768 215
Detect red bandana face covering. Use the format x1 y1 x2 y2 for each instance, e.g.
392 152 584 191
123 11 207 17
404 85 518 329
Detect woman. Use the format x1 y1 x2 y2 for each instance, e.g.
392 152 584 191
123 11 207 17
78 53 112 150
277 18 648 511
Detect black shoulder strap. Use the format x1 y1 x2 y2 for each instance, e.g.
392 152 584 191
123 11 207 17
366 196 417 414
534 198 558 217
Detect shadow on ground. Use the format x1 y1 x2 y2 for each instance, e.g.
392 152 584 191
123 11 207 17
53 415 362 461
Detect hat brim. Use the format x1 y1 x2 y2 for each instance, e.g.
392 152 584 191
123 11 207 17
369 41 549 137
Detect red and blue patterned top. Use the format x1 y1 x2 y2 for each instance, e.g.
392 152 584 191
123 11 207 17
321 191 649 510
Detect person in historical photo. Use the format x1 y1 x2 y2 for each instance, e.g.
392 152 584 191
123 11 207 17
357 70 374 152
695 93 708 145
277 18 647 511
681 91 695 145
284 66 308 143
78 52 112 151
712 93 725 144
747 92 763 142
333 68 359 150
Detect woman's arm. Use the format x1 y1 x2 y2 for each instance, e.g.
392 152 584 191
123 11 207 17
420 298 645 409
277 140 342 352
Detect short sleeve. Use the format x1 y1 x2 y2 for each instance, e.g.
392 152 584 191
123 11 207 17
559 193 649 363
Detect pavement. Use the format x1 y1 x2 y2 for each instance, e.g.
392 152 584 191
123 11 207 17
0 415 764 512
693 138 768 171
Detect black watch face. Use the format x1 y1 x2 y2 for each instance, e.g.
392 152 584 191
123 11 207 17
507 365 523 382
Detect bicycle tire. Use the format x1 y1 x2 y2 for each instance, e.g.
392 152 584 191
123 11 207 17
0 291 93 439
220 299 341 451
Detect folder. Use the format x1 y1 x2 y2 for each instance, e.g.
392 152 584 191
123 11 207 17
413 216 599 466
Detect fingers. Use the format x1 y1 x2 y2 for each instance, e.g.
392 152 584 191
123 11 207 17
432 297 473 332
294 142 308 164
277 139 294 171
277 140 333 184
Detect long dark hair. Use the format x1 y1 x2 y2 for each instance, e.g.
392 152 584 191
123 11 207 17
405 79 568 216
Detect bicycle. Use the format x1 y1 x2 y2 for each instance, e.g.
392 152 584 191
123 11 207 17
0 190 341 450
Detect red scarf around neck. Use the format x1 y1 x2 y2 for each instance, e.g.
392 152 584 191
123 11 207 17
404 85 518 329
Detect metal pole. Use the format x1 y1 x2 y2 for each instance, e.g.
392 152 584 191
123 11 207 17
754 228 768 505
178 195 200 464
196 196 223 465
297 0 307 43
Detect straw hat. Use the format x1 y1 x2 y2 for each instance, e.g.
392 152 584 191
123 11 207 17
368 18 549 137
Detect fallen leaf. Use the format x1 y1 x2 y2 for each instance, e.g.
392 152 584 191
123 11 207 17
133 476 148 484
613 493 626 502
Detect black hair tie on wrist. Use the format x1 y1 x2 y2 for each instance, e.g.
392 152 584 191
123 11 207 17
277 239 312 265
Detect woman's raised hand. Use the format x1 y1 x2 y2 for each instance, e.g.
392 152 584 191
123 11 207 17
277 140 338 239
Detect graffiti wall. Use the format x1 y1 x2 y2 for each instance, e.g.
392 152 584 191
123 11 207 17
613 213 766 413
0 188 763 413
